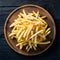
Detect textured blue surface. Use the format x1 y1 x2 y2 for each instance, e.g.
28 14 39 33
0 0 60 60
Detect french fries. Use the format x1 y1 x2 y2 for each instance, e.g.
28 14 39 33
9 9 51 52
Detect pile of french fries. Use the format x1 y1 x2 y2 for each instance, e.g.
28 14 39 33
9 9 51 52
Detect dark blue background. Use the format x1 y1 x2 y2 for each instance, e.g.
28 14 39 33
0 0 60 60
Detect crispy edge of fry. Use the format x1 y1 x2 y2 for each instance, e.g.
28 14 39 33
19 43 23 49
26 45 28 50
16 43 21 46
41 16 46 19
10 22 16 27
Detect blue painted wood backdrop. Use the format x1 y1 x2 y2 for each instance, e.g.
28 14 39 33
0 0 60 60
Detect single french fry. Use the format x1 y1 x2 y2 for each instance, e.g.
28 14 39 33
37 41 50 44
36 11 39 18
41 16 46 19
30 30 43 39
20 43 23 49
16 43 21 46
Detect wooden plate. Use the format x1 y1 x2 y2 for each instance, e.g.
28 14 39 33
4 4 56 56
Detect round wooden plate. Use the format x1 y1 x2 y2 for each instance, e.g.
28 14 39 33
4 4 56 56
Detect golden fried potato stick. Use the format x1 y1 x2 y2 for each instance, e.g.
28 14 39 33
37 41 50 44
29 30 43 39
41 16 46 19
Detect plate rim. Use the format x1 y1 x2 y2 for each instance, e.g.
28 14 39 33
4 4 56 56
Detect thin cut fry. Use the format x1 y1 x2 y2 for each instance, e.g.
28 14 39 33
29 30 43 39
37 41 50 44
